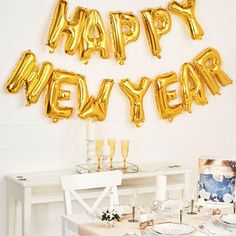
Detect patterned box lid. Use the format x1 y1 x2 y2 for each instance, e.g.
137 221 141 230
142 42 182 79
198 157 236 176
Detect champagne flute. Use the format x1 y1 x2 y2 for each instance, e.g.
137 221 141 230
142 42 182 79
128 190 139 223
121 140 129 172
108 139 116 169
96 139 103 171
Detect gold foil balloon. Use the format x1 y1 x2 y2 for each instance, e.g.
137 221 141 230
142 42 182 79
77 76 89 114
110 12 140 65
168 0 204 40
6 51 53 106
154 72 182 122
47 0 87 55
119 77 151 127
45 69 83 122
193 48 233 95
79 10 110 64
141 8 171 58
78 79 114 121
180 63 208 113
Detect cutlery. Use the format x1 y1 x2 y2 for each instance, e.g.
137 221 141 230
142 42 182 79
198 229 211 236
212 220 232 232
140 229 146 236
198 225 215 235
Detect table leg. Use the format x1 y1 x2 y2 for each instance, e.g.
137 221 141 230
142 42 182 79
7 188 16 236
22 187 32 236
183 173 190 201
62 218 67 236
155 175 167 201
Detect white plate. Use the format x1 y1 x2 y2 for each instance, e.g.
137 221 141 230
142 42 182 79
151 223 196 235
218 214 236 228
220 214 236 225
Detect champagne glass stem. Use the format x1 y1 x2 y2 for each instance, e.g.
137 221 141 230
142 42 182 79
123 159 127 171
110 157 113 169
97 157 101 171
128 206 138 222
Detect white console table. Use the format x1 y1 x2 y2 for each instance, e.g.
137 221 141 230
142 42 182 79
6 165 191 236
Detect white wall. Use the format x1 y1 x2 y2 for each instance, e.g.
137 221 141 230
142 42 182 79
0 0 236 235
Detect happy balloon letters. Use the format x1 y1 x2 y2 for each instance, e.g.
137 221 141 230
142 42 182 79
47 0 204 65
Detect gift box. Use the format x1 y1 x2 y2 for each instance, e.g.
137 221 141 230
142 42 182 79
198 158 236 203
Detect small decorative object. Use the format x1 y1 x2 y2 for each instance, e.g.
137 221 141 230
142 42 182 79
139 215 154 230
121 140 129 172
212 208 221 215
198 158 236 203
101 210 121 228
139 220 154 230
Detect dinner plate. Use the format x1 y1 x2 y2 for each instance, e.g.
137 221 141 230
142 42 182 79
218 214 236 228
151 222 196 235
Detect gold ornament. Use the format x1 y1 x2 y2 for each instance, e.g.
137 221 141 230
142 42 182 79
6 51 53 106
79 10 110 64
168 0 204 40
119 77 151 127
180 63 208 113
141 8 171 58
154 72 182 122
110 12 140 65
78 79 114 121
47 0 87 55
193 48 232 95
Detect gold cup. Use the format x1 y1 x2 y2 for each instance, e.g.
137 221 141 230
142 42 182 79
108 139 116 169
121 140 129 172
96 139 103 171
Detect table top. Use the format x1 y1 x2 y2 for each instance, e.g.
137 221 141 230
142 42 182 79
78 207 236 236
6 164 191 187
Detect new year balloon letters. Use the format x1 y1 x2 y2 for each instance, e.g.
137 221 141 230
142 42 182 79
119 77 151 127
5 48 232 126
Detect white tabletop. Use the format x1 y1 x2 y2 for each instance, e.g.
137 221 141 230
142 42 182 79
6 165 191 187
78 207 236 236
